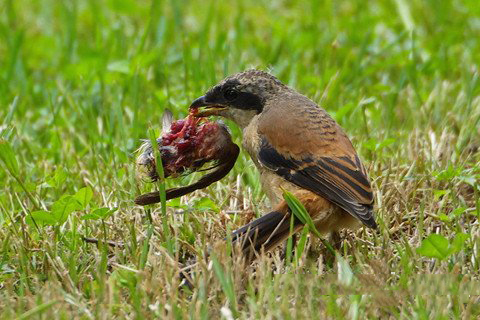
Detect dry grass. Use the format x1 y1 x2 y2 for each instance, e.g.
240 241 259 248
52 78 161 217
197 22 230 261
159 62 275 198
1 0 480 318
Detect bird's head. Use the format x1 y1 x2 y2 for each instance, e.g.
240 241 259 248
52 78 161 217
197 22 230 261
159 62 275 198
189 70 289 128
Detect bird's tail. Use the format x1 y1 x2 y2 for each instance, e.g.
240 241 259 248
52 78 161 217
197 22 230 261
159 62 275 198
230 210 304 259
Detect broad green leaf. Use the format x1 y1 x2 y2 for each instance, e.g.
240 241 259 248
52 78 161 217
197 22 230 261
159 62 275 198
81 207 117 221
0 138 19 176
26 210 57 226
46 167 67 188
166 197 188 209
439 207 467 222
433 190 449 201
416 234 450 260
450 233 468 253
81 211 105 221
95 207 116 219
438 213 450 222
434 165 462 181
74 187 93 209
451 207 466 217
193 197 220 213
51 195 82 224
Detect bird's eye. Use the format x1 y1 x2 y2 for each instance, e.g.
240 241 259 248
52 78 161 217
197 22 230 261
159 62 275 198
223 88 239 101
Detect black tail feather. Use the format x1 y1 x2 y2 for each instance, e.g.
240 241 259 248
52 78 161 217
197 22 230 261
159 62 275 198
230 211 303 258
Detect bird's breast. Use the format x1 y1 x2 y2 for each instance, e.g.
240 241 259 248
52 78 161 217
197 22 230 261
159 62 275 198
242 115 302 203
258 168 303 205
241 116 261 164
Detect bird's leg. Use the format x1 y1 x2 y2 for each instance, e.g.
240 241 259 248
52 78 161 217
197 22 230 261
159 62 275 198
329 230 342 251
235 189 337 260
320 231 342 268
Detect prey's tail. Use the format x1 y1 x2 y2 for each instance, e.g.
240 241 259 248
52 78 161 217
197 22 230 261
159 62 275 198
230 210 304 260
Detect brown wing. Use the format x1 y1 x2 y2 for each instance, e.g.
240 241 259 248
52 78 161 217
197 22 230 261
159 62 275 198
257 96 376 228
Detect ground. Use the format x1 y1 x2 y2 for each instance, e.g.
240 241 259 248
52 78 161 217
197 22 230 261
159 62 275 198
1 0 479 318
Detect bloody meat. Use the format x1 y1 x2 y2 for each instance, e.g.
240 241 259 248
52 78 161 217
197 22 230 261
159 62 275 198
137 110 235 181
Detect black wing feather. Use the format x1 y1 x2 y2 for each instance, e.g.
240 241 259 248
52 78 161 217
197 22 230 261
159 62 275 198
258 138 376 228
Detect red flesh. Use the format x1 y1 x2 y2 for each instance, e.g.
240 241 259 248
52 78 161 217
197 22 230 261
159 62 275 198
157 109 226 178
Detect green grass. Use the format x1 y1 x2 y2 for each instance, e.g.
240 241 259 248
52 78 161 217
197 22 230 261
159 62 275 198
1 0 480 318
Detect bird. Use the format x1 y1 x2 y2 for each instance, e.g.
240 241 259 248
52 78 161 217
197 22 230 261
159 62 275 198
189 69 376 260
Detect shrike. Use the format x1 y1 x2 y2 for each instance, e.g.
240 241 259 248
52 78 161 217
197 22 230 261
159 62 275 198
189 69 376 258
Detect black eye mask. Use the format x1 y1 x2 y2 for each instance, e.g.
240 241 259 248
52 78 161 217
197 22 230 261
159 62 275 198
229 91 264 113
206 79 264 114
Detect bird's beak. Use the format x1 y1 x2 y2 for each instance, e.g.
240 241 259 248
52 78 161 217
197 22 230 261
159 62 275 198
189 95 227 117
